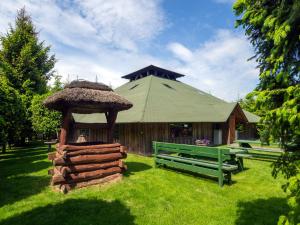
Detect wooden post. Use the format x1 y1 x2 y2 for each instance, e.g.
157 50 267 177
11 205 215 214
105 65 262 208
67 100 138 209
60 109 71 145
227 113 236 144
218 149 223 187
105 109 118 143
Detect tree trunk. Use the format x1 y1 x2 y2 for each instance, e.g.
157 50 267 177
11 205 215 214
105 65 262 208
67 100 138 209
2 143 6 154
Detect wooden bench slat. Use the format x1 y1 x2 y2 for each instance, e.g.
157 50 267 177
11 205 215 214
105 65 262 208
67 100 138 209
155 158 219 177
157 154 237 171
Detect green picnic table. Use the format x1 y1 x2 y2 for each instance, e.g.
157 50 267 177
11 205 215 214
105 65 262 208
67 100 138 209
234 139 261 148
230 140 283 163
227 148 248 171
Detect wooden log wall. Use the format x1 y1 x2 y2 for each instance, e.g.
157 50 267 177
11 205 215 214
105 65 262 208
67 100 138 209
117 123 214 155
71 122 215 155
48 143 127 193
118 123 169 155
192 123 213 140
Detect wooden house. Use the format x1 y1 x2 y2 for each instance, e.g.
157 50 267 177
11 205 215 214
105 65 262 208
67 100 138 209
70 65 260 155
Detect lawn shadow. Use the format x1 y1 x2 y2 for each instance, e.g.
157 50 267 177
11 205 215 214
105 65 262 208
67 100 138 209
0 145 51 207
0 199 136 225
124 162 152 176
0 146 49 160
235 197 288 225
0 154 50 177
0 175 49 207
158 165 235 185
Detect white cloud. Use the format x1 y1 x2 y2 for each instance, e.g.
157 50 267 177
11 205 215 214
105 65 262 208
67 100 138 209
0 1 258 101
0 0 165 52
0 0 167 86
167 42 193 62
76 0 165 51
167 29 258 101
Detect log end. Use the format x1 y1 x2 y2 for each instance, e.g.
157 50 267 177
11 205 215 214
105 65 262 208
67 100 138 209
60 184 71 194
48 169 54 175
48 152 56 161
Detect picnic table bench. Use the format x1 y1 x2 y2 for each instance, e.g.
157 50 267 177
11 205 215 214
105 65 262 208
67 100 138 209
44 140 57 152
232 140 283 161
235 139 280 148
153 142 238 187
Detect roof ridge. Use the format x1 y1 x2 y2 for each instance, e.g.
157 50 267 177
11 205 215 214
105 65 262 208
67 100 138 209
140 75 153 122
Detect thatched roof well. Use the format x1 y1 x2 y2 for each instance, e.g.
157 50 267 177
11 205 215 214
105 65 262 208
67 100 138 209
44 80 133 113
65 80 113 91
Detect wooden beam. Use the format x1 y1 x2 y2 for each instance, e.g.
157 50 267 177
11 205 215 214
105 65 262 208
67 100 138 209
106 110 118 143
227 114 236 144
59 109 71 145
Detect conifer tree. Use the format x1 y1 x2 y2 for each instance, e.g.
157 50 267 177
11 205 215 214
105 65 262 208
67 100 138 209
0 8 56 143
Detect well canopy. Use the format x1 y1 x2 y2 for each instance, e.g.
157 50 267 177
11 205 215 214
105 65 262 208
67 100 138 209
44 80 133 114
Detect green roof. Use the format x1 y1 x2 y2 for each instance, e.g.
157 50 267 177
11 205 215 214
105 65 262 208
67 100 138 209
73 75 260 124
243 110 260 123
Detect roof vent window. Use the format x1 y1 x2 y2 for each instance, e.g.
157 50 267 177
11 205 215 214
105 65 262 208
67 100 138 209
129 84 139 90
163 83 174 90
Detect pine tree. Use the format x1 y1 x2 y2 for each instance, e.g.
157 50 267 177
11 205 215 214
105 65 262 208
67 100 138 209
0 8 56 144
234 1 300 223
0 8 56 94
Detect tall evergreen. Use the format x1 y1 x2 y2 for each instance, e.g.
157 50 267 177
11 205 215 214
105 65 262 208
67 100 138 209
0 8 56 144
234 1 300 224
0 8 56 94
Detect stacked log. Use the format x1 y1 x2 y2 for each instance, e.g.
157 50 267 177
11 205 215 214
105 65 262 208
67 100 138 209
48 143 127 193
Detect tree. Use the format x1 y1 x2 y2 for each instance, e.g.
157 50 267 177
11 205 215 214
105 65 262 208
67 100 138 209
234 0 300 224
51 74 64 92
0 75 24 153
0 8 56 144
0 8 56 94
30 74 63 140
30 92 61 140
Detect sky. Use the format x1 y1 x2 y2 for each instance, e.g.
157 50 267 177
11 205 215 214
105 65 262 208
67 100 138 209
0 0 259 101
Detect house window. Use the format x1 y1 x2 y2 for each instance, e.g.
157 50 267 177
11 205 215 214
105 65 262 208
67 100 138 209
79 129 89 137
170 123 192 138
77 128 90 143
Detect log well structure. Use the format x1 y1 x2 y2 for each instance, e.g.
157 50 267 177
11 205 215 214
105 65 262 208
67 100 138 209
44 80 132 193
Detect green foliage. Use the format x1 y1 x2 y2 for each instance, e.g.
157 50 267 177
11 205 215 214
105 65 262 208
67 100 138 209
234 1 300 224
0 8 56 144
0 75 24 152
234 0 300 90
51 74 64 92
273 152 300 225
0 8 55 95
252 85 300 148
30 92 61 140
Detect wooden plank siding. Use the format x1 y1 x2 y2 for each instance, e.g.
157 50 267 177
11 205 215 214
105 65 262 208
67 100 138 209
70 122 214 155
69 121 257 155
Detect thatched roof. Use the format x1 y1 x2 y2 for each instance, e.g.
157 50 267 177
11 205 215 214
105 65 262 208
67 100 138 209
44 80 133 113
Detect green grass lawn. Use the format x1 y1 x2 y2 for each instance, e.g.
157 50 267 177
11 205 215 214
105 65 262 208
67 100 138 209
0 144 288 225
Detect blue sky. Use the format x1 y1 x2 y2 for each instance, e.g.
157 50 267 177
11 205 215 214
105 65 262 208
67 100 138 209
0 0 258 101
